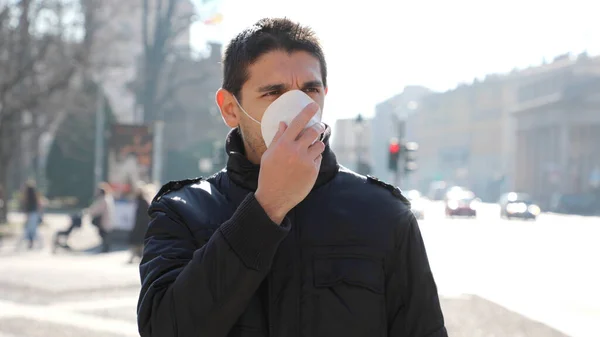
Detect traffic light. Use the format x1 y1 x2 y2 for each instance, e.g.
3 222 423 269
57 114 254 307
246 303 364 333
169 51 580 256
403 141 419 173
388 138 401 171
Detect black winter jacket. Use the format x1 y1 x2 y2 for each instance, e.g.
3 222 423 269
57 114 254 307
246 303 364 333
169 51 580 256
138 127 447 337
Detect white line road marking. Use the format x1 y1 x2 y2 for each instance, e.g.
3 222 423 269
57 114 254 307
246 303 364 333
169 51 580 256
48 297 139 312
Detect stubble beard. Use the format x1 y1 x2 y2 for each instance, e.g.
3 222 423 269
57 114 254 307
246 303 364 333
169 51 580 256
238 125 267 164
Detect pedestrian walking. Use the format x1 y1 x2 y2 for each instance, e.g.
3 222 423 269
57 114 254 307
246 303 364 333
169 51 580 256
86 183 115 253
127 184 151 264
17 180 43 250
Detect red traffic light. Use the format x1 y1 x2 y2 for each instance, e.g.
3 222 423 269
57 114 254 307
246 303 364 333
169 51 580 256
389 142 400 154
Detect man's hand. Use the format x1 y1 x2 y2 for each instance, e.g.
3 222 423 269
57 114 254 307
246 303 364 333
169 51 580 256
255 103 325 224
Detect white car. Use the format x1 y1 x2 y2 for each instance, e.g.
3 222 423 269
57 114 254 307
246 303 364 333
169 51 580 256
407 190 427 220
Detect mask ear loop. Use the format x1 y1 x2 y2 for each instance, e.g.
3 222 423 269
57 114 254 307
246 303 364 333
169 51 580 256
232 95 261 125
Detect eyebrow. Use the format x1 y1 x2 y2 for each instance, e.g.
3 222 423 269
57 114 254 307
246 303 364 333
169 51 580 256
302 80 324 88
257 80 324 93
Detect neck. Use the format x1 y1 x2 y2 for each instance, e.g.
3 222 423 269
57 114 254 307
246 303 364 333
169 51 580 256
243 142 262 165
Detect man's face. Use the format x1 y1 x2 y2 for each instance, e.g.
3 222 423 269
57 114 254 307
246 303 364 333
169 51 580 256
218 50 326 163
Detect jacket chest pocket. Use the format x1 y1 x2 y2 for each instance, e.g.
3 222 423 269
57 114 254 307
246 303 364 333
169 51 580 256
310 254 386 337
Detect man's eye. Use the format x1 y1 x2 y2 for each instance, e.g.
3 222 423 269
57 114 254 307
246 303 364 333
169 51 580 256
264 90 280 97
304 88 320 93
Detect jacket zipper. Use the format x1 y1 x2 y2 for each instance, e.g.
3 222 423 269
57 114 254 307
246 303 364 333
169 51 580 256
293 208 301 337
268 274 274 336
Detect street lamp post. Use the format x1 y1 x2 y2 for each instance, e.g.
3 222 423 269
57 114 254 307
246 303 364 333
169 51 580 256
354 114 370 175
93 84 105 193
152 121 165 186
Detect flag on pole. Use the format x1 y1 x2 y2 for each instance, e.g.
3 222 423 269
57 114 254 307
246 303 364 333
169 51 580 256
203 13 223 25
197 0 223 26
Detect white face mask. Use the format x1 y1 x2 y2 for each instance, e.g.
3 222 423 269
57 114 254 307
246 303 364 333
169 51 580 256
233 90 323 147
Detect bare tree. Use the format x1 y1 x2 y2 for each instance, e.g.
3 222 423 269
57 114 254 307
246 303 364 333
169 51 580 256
139 0 208 123
0 0 100 222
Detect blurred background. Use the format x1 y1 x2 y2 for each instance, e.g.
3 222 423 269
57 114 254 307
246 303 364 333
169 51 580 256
0 0 599 336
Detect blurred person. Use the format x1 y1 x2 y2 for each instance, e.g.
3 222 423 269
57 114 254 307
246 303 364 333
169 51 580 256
138 18 446 337
86 183 115 253
128 184 151 264
0 184 6 223
18 180 43 250
109 151 141 195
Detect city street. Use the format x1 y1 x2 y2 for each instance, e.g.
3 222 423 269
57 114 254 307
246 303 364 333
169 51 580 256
0 206 598 337
422 202 600 337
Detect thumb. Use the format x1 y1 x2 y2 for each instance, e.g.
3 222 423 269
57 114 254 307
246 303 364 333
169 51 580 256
271 122 287 144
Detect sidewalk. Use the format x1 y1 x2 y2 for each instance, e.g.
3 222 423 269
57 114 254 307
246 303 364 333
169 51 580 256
0 246 140 337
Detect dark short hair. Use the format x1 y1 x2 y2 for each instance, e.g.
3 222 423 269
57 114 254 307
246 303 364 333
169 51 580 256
222 18 327 100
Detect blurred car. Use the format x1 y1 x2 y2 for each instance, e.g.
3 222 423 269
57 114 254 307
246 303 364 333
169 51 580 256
445 189 479 218
406 190 427 220
498 192 541 220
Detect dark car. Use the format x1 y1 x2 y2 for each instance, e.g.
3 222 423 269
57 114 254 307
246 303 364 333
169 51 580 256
498 192 541 220
445 189 478 218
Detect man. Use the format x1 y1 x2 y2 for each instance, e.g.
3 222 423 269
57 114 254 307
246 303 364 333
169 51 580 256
138 18 447 337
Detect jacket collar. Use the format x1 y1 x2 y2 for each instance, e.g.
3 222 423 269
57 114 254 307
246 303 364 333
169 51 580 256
225 126 339 191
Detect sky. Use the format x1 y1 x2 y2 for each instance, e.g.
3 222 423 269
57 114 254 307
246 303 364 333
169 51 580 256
190 0 598 127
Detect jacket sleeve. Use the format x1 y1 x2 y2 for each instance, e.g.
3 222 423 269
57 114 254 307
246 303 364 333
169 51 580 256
386 211 447 337
137 193 291 337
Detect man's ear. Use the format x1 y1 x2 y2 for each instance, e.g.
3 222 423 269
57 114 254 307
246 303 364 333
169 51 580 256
216 88 239 128
325 87 328 95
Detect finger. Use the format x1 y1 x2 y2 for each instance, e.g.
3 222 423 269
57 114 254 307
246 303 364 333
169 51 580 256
270 122 287 145
282 102 319 141
307 141 325 160
314 153 323 167
297 123 325 147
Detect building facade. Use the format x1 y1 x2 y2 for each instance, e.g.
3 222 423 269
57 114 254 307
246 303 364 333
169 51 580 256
512 54 600 208
390 53 600 202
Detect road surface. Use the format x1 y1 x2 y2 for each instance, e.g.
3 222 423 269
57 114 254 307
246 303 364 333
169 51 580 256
422 202 600 337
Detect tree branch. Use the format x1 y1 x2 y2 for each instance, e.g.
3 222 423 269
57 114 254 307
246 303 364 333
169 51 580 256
0 35 53 96
154 74 209 114
17 67 77 112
